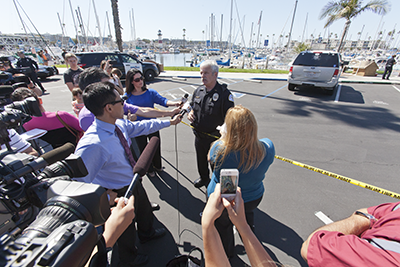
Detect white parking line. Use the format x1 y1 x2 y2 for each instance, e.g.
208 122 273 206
334 84 342 102
262 85 286 99
179 88 190 95
393 85 400 93
315 211 333 225
190 85 197 89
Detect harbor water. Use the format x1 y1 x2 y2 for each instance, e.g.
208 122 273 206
154 53 192 67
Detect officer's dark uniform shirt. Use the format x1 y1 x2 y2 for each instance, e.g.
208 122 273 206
190 81 234 136
17 57 38 73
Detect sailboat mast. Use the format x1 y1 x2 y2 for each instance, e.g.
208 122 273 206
229 0 233 59
287 0 298 51
69 0 80 49
132 9 137 50
92 0 103 48
301 12 308 43
256 11 262 49
57 12 65 47
220 14 223 50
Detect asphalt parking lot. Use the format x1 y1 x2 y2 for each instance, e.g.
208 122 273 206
40 74 400 266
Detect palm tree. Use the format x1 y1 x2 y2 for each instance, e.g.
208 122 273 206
320 0 390 52
111 0 123 52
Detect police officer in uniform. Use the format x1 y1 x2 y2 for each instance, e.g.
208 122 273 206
16 51 46 93
188 60 234 188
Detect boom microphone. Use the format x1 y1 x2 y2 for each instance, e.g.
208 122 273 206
3 142 75 184
123 137 160 202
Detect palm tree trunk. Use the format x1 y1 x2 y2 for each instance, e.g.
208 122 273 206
111 0 123 52
338 20 351 52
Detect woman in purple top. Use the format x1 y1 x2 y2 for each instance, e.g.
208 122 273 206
125 69 181 177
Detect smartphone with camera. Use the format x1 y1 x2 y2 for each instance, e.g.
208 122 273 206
220 169 239 200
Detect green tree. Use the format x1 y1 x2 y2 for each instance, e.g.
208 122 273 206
320 0 390 52
294 42 311 53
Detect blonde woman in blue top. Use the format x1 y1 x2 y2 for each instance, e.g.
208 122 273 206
125 68 181 177
207 105 275 258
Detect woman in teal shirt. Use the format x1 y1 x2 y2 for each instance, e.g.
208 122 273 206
207 105 275 258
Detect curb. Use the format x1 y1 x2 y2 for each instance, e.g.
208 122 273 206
160 74 400 85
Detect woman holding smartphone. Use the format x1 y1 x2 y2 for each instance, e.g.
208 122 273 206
124 68 181 177
207 105 275 258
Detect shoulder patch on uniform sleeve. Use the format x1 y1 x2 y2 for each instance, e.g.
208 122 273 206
228 94 234 102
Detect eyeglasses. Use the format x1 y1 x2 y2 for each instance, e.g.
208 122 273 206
133 76 144 82
103 99 124 107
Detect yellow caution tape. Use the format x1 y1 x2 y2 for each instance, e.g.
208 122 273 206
177 120 399 199
180 121 219 139
274 155 400 200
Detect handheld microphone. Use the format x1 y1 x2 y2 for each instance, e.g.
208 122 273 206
178 102 192 117
4 142 76 184
180 93 189 106
123 137 160 203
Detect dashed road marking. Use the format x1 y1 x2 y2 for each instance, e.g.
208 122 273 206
315 211 333 225
334 85 342 102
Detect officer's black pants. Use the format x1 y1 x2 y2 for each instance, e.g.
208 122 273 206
28 72 45 92
194 135 215 182
383 67 393 79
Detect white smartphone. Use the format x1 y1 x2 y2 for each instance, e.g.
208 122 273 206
220 169 239 200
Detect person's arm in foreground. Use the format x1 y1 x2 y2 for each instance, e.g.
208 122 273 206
135 106 180 118
201 184 231 267
103 196 135 248
223 188 277 267
300 208 370 263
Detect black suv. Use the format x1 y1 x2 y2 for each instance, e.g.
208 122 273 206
75 52 159 81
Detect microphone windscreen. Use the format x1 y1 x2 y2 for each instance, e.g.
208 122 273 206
133 137 160 176
41 142 75 165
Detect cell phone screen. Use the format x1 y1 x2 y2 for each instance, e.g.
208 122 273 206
221 174 238 194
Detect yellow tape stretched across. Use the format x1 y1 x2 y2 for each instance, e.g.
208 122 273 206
180 121 219 139
274 155 400 200
177 120 399 199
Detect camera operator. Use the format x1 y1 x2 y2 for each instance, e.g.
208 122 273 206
0 128 38 156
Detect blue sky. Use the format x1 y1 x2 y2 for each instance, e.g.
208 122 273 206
2 0 399 47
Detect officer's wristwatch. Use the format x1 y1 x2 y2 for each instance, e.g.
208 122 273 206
355 211 377 228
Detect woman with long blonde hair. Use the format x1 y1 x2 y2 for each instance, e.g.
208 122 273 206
207 105 275 258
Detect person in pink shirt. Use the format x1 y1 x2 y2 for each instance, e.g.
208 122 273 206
11 88 83 148
301 202 400 267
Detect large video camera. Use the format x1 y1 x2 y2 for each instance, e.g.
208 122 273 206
0 144 111 267
0 96 111 266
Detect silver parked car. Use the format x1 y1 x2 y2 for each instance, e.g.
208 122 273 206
288 51 341 95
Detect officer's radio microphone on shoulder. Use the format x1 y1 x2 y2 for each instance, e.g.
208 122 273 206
123 136 160 203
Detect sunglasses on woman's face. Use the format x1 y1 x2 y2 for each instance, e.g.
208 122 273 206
133 76 144 82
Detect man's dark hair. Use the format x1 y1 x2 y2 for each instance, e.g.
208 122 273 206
83 82 116 117
78 67 110 91
11 87 40 104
